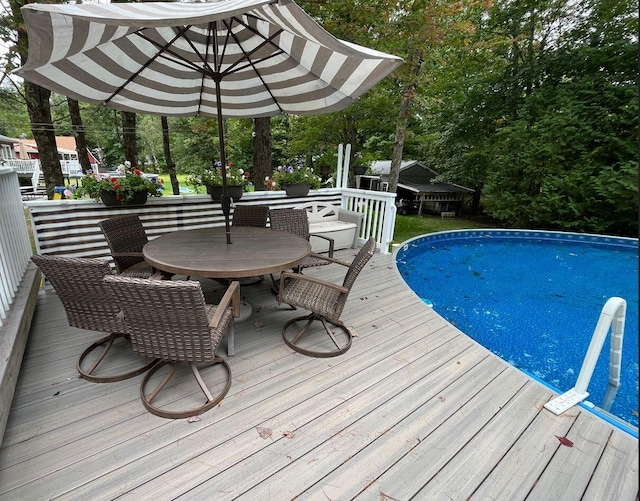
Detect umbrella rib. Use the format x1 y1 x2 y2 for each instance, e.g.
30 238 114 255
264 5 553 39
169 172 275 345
135 27 217 78
221 17 285 113
104 28 186 105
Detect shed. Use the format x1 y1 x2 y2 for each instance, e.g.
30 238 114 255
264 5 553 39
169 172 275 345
370 160 474 216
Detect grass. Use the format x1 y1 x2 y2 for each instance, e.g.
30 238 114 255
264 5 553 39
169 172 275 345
392 214 494 244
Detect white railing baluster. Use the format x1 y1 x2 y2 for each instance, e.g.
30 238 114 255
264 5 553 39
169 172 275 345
0 168 34 327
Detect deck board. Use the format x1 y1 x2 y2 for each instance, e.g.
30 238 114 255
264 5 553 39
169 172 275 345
0 250 637 500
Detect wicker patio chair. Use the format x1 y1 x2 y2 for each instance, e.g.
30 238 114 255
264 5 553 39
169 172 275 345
103 276 240 419
232 204 269 227
268 208 335 294
98 214 158 278
231 204 270 286
277 236 376 358
268 208 335 268
30 254 158 383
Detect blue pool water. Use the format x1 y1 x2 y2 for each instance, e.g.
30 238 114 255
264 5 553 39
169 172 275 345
395 230 638 431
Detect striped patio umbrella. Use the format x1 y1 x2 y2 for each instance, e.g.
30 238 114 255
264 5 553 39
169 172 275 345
16 0 403 242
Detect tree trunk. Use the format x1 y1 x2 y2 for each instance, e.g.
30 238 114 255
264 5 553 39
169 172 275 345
121 111 137 167
11 0 62 198
253 117 271 191
161 116 179 195
24 81 63 198
67 98 92 174
388 50 422 194
388 86 413 194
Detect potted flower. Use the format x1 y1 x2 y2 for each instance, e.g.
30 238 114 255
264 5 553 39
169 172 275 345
73 161 164 205
187 161 248 201
266 164 321 197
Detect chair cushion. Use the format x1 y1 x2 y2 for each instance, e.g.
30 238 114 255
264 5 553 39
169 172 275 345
309 221 357 252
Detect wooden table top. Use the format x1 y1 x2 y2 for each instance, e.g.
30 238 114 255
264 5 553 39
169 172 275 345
142 226 311 279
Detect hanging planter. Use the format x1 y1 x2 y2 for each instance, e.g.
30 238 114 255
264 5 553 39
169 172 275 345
206 185 244 202
283 182 310 198
100 189 148 206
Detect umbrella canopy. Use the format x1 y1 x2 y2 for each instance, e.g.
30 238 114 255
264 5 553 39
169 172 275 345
16 0 403 242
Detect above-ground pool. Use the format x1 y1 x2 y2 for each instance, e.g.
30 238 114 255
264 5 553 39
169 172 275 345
395 230 638 433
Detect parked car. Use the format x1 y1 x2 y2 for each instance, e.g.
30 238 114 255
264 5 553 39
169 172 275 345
395 198 417 215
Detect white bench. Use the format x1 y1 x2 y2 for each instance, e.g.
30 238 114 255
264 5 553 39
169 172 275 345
295 202 362 253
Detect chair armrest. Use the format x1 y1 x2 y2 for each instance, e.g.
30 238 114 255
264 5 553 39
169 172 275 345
278 271 349 305
209 281 241 328
308 253 351 267
309 233 334 257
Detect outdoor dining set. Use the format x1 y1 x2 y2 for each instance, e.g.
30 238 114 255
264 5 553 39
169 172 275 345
31 207 375 420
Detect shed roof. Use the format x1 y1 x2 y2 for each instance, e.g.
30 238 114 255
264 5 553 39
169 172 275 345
371 160 474 194
370 160 438 176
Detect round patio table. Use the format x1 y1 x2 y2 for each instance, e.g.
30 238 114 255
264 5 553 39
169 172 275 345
142 226 311 278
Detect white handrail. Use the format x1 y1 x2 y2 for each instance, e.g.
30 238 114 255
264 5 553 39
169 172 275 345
544 297 627 415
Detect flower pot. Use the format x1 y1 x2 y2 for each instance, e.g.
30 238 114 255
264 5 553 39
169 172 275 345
283 183 310 197
207 185 243 202
352 165 367 176
100 189 148 206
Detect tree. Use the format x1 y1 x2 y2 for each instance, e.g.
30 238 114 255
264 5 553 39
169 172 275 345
479 0 638 235
121 111 138 167
67 98 92 174
253 117 271 190
7 0 63 198
161 116 179 195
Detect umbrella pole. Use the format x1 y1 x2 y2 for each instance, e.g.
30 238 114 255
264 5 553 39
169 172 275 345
215 77 232 245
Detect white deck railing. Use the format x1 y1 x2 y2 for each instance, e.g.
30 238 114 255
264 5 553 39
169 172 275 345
0 169 35 327
3 159 40 174
4 158 92 178
341 188 397 251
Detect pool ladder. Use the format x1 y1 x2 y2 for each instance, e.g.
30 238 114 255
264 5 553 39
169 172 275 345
544 297 626 415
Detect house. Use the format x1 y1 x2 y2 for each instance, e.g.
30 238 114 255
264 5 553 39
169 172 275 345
9 136 101 186
15 136 100 167
0 134 19 162
370 160 474 216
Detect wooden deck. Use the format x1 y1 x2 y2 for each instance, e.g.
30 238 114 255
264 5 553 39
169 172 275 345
0 249 637 500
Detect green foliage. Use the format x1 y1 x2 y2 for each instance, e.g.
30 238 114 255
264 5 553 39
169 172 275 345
0 88 30 137
421 0 638 236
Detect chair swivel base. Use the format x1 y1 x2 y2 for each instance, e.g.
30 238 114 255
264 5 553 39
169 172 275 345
140 358 232 419
282 313 352 358
77 333 158 383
